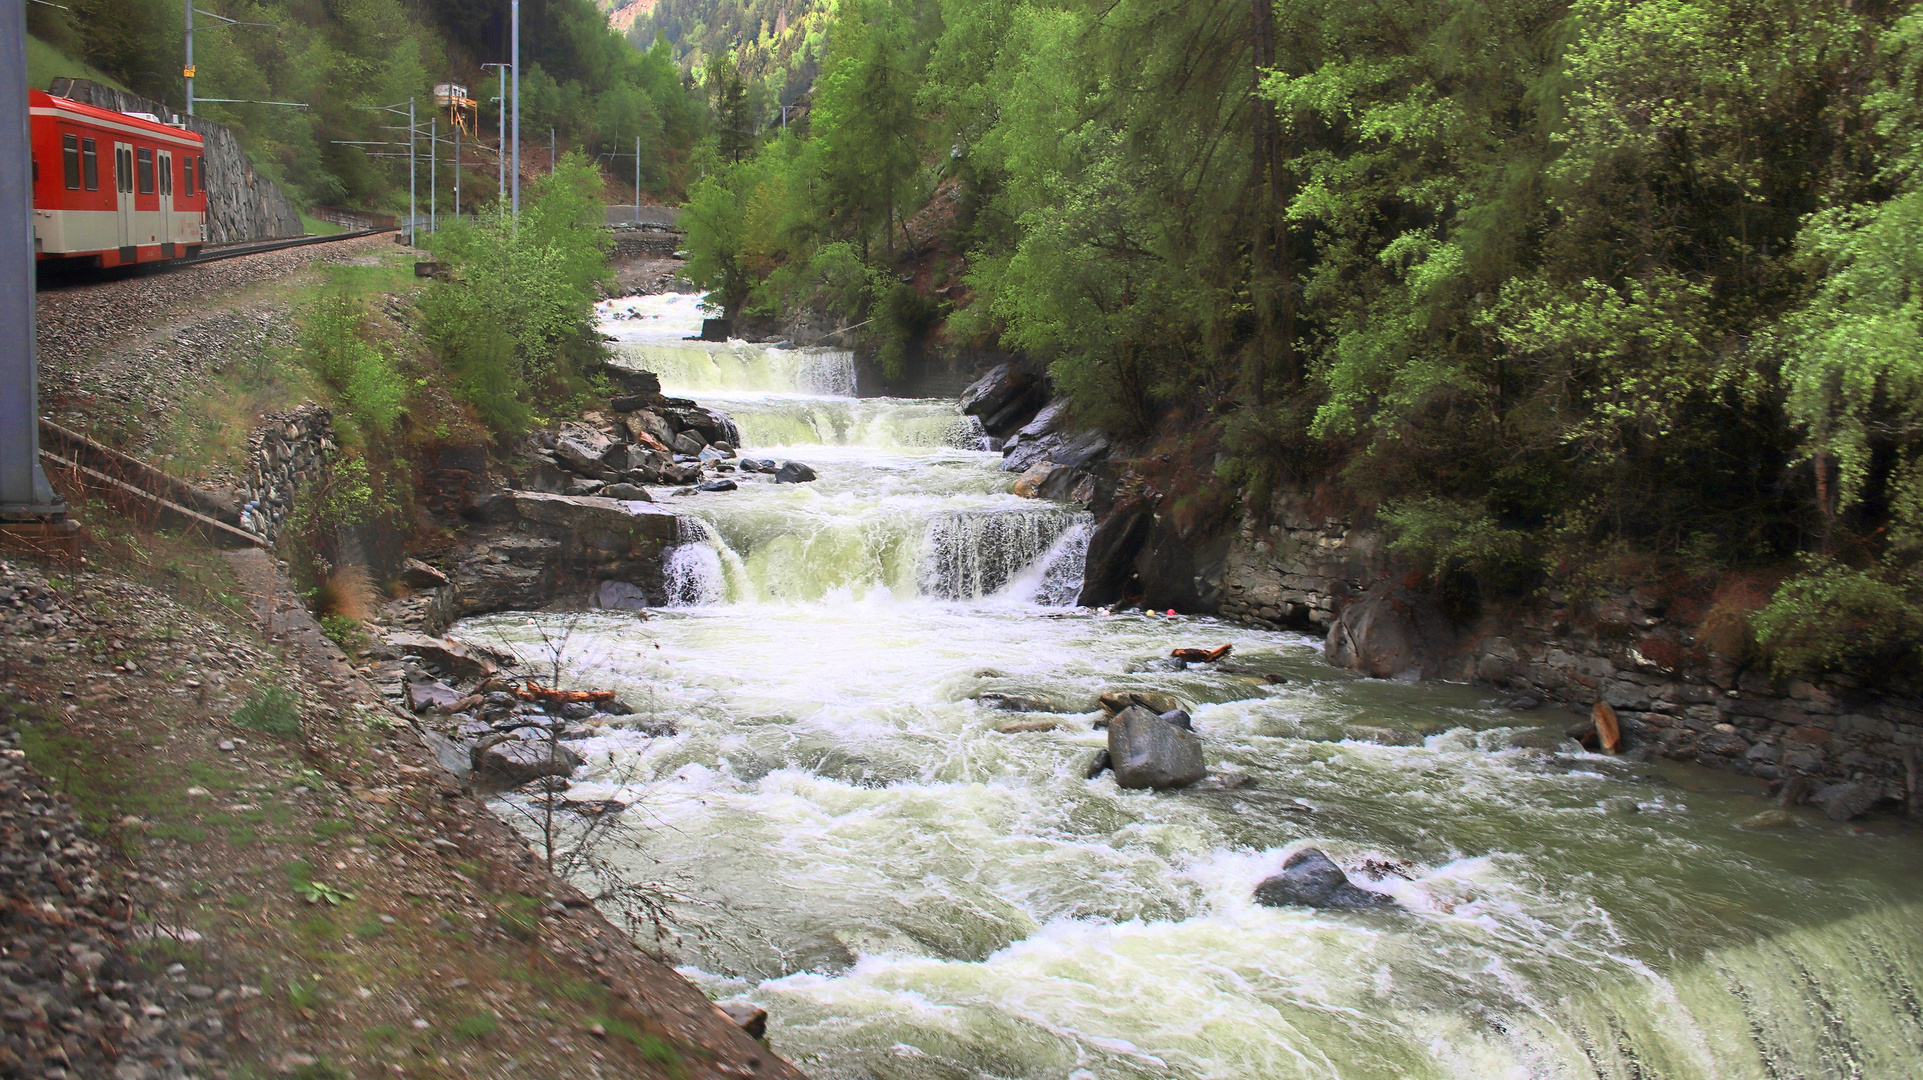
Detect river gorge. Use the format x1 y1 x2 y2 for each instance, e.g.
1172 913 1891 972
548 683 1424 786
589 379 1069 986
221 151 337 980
450 294 1923 1080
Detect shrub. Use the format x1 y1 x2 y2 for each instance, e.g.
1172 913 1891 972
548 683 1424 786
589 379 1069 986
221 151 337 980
233 684 302 738
1751 559 1923 680
300 294 404 438
1379 496 1532 589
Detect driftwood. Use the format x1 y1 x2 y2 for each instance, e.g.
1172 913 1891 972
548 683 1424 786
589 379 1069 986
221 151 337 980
517 683 616 704
1592 701 1622 753
1170 644 1233 663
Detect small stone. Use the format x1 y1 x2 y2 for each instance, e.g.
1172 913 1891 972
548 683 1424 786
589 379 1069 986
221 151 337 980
217 740 235 752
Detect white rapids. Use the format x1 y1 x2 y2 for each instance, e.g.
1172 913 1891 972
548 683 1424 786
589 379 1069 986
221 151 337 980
452 293 1923 1080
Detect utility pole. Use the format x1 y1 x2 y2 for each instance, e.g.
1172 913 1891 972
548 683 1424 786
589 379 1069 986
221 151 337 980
550 127 555 175
184 1 194 115
429 113 437 235
355 99 417 244
1 0 63 520
453 116 460 220
409 96 416 243
184 3 279 116
635 135 641 226
511 0 520 220
482 62 507 214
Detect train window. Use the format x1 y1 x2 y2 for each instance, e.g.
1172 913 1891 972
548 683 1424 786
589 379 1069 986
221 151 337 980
183 156 194 196
160 156 172 196
81 138 98 191
137 148 154 194
62 134 80 190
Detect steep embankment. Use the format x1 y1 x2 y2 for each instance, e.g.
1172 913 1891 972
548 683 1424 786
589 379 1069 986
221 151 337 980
7 240 804 1078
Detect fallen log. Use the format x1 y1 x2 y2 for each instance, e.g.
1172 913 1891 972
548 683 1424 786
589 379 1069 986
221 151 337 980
517 683 617 704
1170 644 1233 663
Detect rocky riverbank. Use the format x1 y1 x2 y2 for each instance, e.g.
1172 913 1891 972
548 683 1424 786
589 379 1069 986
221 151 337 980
988 393 1923 822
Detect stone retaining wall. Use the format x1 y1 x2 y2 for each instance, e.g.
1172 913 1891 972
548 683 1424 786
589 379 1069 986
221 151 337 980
235 404 333 544
1213 486 1923 817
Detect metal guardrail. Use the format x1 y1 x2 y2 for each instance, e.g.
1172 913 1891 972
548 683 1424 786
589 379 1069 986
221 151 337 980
606 205 681 228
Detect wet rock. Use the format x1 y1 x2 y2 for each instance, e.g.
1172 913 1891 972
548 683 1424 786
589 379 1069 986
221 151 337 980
524 461 571 494
1812 781 1880 821
1507 727 1578 752
508 492 680 541
1002 428 1110 476
1085 749 1112 779
1125 657 1186 674
959 363 1048 437
1740 809 1796 829
1159 709 1193 732
1011 461 1059 499
623 409 676 447
1253 848 1395 910
1097 689 1187 717
554 432 618 477
996 720 1061 734
565 478 608 497
1077 497 1152 607
1323 580 1456 681
975 692 1068 713
400 557 448 589
591 580 650 612
472 737 584 786
1345 725 1426 747
696 479 739 493
718 1001 768 1041
407 678 465 712
775 461 818 484
602 482 652 501
385 632 499 681
1493 691 1541 711
608 394 656 413
1107 705 1206 790
741 458 777 473
672 431 708 456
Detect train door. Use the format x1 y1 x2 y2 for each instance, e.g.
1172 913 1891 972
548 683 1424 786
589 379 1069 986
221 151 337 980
112 141 134 257
157 150 174 250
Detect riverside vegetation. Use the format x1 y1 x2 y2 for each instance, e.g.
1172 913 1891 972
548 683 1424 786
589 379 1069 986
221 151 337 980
680 0 1923 691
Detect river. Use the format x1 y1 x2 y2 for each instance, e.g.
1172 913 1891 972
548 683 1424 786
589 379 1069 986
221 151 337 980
451 293 1923 1080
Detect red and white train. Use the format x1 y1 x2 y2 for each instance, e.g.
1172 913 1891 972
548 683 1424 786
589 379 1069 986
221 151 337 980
28 89 207 268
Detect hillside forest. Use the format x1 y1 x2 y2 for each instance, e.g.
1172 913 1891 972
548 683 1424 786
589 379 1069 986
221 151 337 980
26 0 707 207
679 0 1923 687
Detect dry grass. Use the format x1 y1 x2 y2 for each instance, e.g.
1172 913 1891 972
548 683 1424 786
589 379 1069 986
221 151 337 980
313 564 381 624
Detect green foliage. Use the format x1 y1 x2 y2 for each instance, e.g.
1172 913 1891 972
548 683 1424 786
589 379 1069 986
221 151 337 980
318 614 364 654
28 0 704 210
234 684 302 738
299 294 404 440
679 0 1923 679
1380 497 1531 586
419 156 614 437
1752 559 1923 680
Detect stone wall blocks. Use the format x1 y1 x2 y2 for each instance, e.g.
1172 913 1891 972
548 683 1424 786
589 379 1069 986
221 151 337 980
1837 714 1897 739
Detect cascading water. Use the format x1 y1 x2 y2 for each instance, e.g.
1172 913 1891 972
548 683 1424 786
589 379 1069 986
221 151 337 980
452 293 1923 1080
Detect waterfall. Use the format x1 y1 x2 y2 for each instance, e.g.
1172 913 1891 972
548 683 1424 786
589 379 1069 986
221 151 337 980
612 341 858 398
664 517 726 606
919 509 1090 601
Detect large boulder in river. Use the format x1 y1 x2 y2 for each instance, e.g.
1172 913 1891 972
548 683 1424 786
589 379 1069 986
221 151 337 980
1107 705 1206 790
472 737 583 786
1077 497 1153 607
960 363 1049 437
1253 849 1395 910
509 492 680 542
775 461 818 484
1324 580 1456 681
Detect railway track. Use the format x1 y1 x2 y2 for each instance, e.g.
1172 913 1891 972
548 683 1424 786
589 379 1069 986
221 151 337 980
35 226 397 291
178 226 397 266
